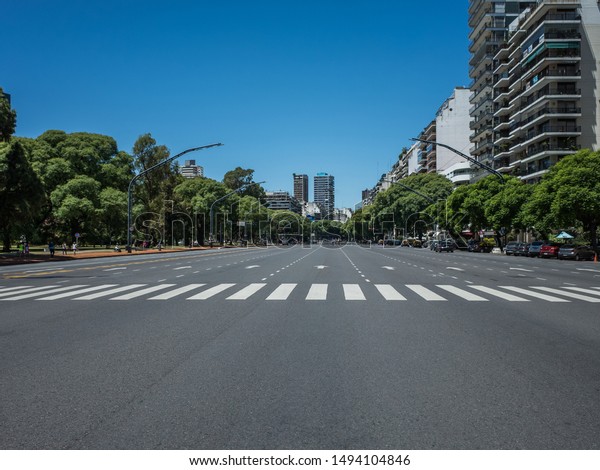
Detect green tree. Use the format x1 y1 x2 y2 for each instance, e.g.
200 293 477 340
523 149 600 248
50 175 101 241
132 133 178 213
484 176 533 232
223 167 265 199
0 88 16 142
0 142 45 251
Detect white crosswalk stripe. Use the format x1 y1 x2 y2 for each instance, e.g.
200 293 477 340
148 284 206 300
560 286 600 297
498 286 570 302
343 284 366 300
406 284 446 301
73 284 147 300
306 284 327 300
266 283 297 300
530 286 600 303
0 285 58 299
437 285 488 301
188 283 236 300
37 284 118 300
0 285 33 294
469 285 529 302
227 283 266 300
110 284 176 300
374 284 406 301
1 285 88 301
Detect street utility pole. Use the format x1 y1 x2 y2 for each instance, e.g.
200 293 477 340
127 143 223 251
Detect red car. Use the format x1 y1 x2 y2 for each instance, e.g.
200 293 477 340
540 243 561 258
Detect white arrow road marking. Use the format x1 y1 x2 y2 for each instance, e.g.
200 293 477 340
245 265 260 269
103 267 127 271
173 266 191 270
510 267 534 272
382 266 395 271
315 265 328 270
446 267 464 272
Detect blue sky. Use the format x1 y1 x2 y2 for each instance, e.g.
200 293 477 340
4 0 470 208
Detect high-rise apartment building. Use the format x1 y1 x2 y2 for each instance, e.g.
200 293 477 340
180 160 204 179
293 173 309 203
469 0 537 178
492 0 600 182
314 173 335 219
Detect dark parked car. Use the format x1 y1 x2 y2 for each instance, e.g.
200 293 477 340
540 243 561 258
515 243 530 256
558 244 596 261
436 240 454 253
527 241 546 257
504 241 521 255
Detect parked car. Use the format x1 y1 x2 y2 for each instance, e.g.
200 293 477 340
504 241 521 255
540 243 561 258
527 241 546 258
436 240 454 253
558 244 596 261
515 243 530 256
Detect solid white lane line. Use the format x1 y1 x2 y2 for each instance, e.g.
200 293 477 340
497 286 570 302
38 284 118 300
531 286 600 303
306 284 328 300
374 284 407 301
0 285 58 299
110 284 176 300
148 284 206 300
1 285 88 301
226 283 267 300
74 284 146 300
469 285 529 301
266 284 297 300
343 284 366 301
187 283 236 300
406 285 446 301
437 285 488 301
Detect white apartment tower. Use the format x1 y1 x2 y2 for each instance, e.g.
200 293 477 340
492 0 600 182
469 0 538 179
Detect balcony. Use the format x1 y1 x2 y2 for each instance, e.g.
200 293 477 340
521 86 581 108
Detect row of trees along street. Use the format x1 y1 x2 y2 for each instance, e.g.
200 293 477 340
1 87 599 251
347 153 600 250
0 88 291 251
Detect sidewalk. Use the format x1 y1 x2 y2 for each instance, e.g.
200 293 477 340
0 246 223 267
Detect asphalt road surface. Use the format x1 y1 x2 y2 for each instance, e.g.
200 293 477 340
1 243 599 449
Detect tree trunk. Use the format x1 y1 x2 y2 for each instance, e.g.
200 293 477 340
2 230 11 252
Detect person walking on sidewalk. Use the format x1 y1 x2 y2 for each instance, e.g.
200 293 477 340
48 241 55 257
61 242 67 255
72 242 77 255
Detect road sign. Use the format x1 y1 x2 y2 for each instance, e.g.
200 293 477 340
75 232 80 238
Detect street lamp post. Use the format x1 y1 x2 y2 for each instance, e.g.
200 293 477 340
209 181 265 247
127 143 223 251
410 137 505 184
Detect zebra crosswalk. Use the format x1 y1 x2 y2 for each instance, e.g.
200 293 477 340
1 283 600 303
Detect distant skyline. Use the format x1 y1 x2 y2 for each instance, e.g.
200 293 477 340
4 0 470 208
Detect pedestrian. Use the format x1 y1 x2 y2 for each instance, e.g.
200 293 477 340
24 242 30 257
48 240 55 257
72 242 77 255
18 242 24 257
62 242 67 255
